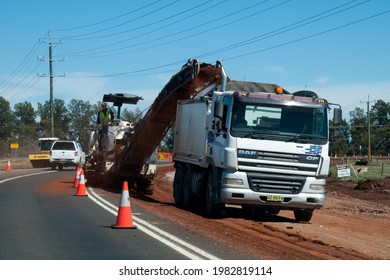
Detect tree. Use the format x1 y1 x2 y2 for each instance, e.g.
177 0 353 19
370 100 390 155
121 107 143 124
0 97 13 157
0 97 13 140
67 99 95 151
329 117 349 156
13 102 36 125
37 98 70 139
349 107 368 156
161 126 175 152
13 102 37 156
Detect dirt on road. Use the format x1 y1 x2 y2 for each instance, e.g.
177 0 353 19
131 165 390 260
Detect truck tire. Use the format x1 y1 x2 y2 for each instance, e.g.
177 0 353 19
294 209 314 222
173 163 184 207
205 167 224 217
183 164 193 210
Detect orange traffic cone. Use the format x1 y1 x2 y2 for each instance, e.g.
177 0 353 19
75 169 88 196
112 181 137 229
73 165 81 188
5 158 12 172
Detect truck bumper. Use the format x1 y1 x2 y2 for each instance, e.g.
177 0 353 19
219 171 326 210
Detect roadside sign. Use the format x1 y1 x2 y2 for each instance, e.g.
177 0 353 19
337 164 350 178
10 143 19 149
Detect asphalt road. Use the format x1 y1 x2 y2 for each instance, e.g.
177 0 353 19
0 169 193 260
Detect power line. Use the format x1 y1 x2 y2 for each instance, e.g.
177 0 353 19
62 0 288 60
72 5 388 78
197 0 368 58
223 8 390 62
63 0 368 62
60 0 228 57
0 39 43 94
1 1 174 97
50 0 164 32
70 0 269 59
58 0 181 40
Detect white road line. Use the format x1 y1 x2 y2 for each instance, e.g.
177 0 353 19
1 172 220 260
0 171 57 184
87 187 220 260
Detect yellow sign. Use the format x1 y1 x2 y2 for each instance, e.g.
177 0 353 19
29 154 50 160
10 143 19 149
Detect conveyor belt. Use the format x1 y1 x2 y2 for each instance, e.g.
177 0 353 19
116 59 222 176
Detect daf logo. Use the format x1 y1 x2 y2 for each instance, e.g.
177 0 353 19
306 156 319 161
238 149 257 158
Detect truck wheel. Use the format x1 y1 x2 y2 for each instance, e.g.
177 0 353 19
294 209 314 222
205 168 224 217
183 165 193 210
173 164 184 207
51 165 56 170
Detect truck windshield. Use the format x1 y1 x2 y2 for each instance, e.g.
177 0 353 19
230 101 328 143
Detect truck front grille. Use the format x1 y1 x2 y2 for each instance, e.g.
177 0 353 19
246 172 306 194
237 150 320 194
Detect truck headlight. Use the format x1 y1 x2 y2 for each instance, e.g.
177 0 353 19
309 184 325 192
223 178 243 185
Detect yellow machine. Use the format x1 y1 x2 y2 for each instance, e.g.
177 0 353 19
29 137 58 168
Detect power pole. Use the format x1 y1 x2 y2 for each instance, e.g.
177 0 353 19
360 95 376 161
49 43 54 138
38 32 63 137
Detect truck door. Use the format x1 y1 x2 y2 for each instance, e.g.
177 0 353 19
211 96 232 167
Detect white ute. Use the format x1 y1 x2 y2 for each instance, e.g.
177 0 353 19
49 140 85 170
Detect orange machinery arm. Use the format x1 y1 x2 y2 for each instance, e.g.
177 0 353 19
115 59 222 177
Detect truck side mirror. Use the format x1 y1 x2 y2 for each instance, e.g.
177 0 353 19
333 107 342 125
214 101 224 118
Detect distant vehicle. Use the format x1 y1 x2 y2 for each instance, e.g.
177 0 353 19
29 137 59 168
49 140 85 170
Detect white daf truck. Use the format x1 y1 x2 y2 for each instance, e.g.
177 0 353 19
172 65 342 222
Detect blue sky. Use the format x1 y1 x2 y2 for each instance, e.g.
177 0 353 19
0 0 389 119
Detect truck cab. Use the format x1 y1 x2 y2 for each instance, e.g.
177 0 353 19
173 78 342 222
210 87 338 221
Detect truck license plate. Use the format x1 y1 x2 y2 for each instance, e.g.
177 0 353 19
267 194 284 202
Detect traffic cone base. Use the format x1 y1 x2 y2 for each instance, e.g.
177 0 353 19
112 226 137 229
75 169 88 197
112 181 136 229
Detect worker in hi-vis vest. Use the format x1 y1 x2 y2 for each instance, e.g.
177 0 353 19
97 102 114 152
